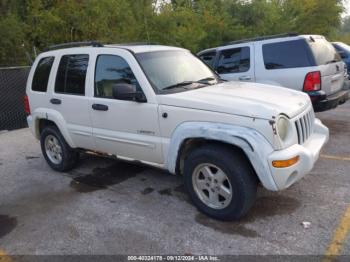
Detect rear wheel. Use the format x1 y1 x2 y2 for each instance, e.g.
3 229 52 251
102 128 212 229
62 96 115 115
184 144 257 220
40 126 79 172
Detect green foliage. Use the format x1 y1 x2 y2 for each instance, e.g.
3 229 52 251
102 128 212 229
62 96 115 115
0 0 346 66
0 14 26 66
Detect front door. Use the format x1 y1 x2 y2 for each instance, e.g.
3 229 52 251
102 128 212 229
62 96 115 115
90 53 162 164
215 44 255 82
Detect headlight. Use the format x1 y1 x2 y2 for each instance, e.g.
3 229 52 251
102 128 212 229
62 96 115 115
276 116 291 141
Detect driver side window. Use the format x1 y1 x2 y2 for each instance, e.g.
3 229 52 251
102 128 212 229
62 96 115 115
95 55 141 98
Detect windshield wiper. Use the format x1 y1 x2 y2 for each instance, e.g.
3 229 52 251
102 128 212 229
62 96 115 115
196 77 216 84
162 81 195 90
162 77 217 91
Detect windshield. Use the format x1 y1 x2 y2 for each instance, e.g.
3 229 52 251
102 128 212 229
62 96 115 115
308 38 341 65
135 50 218 92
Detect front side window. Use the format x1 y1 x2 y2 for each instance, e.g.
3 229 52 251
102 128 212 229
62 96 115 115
263 40 314 70
216 47 250 74
199 51 216 68
32 56 54 92
135 50 217 92
55 54 89 95
95 55 140 98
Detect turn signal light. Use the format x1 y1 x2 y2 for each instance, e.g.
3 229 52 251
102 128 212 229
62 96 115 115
272 156 300 168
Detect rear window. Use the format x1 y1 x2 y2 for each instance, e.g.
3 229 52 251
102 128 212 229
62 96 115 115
216 47 250 74
308 38 341 65
55 54 89 95
263 39 314 70
32 56 54 92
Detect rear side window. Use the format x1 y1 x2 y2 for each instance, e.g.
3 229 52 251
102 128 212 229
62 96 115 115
308 38 341 65
198 51 216 68
55 54 89 95
263 40 313 70
32 56 54 92
216 47 250 74
95 55 140 98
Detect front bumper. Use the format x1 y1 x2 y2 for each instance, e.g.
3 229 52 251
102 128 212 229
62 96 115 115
310 89 349 112
267 118 329 190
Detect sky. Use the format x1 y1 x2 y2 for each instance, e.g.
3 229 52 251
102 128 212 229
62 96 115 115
343 0 350 17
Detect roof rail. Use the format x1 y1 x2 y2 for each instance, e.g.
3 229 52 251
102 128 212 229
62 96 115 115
44 41 103 51
110 42 159 46
224 33 299 46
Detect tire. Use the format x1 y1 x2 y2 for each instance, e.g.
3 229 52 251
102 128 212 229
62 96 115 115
183 144 257 221
40 125 79 172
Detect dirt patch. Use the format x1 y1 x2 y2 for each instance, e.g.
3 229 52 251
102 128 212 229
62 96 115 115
70 161 145 193
158 188 172 196
25 156 40 160
244 195 300 222
321 119 350 136
0 215 17 238
158 184 191 204
141 187 154 195
195 214 259 238
194 195 300 238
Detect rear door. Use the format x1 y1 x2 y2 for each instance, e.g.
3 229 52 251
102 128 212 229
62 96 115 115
214 44 255 82
49 52 94 149
307 37 345 95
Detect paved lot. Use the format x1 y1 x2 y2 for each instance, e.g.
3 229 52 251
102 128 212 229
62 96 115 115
0 102 349 256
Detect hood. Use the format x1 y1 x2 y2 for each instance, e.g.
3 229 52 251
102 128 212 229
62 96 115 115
157 81 310 120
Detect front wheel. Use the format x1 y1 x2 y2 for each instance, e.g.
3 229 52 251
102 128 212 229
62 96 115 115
184 144 257 220
40 126 79 172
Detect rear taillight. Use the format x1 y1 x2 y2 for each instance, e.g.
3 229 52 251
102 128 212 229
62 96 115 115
24 94 31 115
303 71 321 92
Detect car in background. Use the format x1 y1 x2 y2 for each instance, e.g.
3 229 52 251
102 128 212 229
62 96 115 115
332 42 350 76
332 41 350 90
198 34 349 112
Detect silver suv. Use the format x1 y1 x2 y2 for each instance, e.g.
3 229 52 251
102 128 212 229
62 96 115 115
198 33 349 112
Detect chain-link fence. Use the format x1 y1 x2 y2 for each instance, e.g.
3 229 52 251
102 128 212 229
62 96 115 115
0 66 30 131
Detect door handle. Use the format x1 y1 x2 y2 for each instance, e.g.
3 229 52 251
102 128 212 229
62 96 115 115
239 76 252 81
92 104 109 111
50 98 61 105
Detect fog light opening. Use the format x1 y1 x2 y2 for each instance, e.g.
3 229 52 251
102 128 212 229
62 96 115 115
272 156 300 168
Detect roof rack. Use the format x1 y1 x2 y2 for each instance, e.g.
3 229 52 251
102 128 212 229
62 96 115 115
110 42 159 46
224 33 299 46
44 41 103 51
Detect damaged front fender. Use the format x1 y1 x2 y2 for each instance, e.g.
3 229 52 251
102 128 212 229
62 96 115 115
166 122 279 191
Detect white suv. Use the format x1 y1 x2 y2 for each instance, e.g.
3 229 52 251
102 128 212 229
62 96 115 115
198 34 349 112
25 42 329 220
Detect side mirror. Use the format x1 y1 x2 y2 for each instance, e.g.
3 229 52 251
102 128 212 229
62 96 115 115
112 83 147 103
338 51 348 59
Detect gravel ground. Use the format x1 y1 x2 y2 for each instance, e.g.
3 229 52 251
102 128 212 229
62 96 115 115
0 101 349 257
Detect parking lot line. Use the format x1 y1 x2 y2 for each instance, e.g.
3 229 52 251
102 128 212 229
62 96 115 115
0 249 12 262
324 206 350 258
321 154 350 162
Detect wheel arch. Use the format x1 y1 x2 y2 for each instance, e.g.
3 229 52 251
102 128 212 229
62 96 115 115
32 109 75 148
166 122 278 191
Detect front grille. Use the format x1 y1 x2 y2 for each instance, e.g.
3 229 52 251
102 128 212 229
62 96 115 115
295 108 315 144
